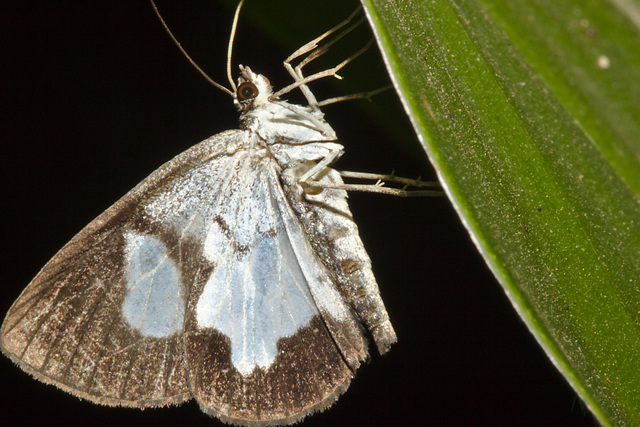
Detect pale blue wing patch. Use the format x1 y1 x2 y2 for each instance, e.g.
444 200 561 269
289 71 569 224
198 223 319 375
122 231 186 338
196 162 321 375
121 152 248 341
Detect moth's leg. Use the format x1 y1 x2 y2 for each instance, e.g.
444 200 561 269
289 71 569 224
302 168 443 197
301 181 443 197
283 6 362 77
339 171 441 189
273 39 373 102
286 15 365 81
317 85 390 107
280 7 364 110
299 148 344 183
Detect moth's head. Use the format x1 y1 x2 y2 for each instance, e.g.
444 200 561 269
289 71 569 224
234 65 275 112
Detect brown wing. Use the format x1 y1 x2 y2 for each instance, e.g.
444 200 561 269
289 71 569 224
0 130 240 408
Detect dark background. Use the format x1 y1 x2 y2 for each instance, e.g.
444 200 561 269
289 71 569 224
1 1 597 426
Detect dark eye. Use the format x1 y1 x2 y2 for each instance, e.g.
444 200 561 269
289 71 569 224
237 82 259 101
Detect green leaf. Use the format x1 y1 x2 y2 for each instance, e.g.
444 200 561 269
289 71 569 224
362 0 640 425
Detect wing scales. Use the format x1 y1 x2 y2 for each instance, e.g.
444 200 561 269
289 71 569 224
2 228 190 405
184 155 368 424
1 132 242 407
2 125 392 425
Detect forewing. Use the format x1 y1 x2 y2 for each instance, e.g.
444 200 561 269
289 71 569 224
183 156 369 425
0 130 242 408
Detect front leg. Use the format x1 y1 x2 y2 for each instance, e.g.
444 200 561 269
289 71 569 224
298 146 345 183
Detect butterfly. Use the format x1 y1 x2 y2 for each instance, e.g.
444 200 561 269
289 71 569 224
0 2 426 425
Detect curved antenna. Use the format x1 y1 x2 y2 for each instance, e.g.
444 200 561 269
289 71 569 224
150 0 234 96
226 0 245 92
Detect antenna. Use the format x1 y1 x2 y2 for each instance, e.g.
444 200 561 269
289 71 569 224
150 0 246 97
226 0 245 92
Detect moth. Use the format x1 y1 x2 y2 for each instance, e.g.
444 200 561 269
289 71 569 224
1 2 433 426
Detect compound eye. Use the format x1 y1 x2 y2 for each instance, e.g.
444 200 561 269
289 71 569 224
237 82 259 101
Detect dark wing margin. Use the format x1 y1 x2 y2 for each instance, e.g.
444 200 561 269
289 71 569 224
0 131 240 408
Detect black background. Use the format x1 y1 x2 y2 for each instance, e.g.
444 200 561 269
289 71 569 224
1 1 597 426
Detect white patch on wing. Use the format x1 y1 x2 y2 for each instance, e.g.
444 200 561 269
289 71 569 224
122 231 185 338
198 225 318 375
196 162 323 375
